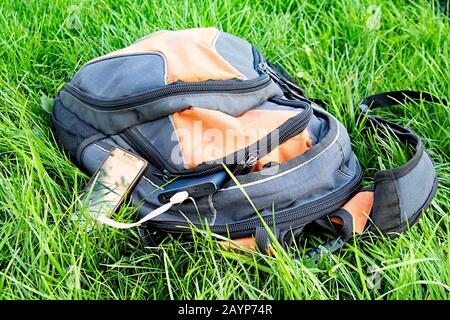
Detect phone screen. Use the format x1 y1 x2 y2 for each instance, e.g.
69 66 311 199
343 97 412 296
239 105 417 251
74 147 148 225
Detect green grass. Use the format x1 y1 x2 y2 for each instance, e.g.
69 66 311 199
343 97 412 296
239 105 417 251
0 0 449 299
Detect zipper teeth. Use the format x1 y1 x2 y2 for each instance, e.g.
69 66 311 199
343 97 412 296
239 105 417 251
152 164 363 235
257 62 306 100
214 166 363 233
124 103 312 178
122 130 167 170
123 129 222 178
64 76 272 110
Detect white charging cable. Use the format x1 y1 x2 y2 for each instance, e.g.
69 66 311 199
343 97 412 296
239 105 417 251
96 191 189 229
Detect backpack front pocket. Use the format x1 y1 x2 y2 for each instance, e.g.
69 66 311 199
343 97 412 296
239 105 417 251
120 98 312 179
58 28 284 134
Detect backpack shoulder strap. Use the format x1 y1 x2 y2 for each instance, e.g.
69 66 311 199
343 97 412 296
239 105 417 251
301 91 445 261
360 91 443 235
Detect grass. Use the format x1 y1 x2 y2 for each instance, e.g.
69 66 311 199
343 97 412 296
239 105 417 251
0 0 449 299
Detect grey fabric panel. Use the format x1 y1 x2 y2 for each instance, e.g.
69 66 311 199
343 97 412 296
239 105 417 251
395 152 436 223
60 81 283 134
252 100 297 111
71 54 166 99
133 116 186 171
307 113 327 145
80 136 135 174
210 144 358 225
215 32 259 80
76 133 106 164
81 143 111 174
108 134 133 150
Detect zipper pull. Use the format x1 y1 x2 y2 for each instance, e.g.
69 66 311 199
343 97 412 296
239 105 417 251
232 152 259 176
258 62 283 82
245 153 258 167
155 169 175 183
258 61 306 100
162 169 174 182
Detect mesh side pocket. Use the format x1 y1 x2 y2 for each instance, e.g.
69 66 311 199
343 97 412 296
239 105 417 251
51 96 100 160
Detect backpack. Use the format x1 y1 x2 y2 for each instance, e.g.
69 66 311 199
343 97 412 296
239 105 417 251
52 27 442 260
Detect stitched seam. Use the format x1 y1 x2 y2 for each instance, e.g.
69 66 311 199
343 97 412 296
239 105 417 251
82 51 167 75
335 138 353 178
338 168 354 179
211 28 247 81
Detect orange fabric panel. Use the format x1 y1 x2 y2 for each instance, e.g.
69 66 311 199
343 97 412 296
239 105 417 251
252 130 312 171
219 237 256 251
97 28 244 84
330 191 374 234
220 237 275 255
172 107 301 169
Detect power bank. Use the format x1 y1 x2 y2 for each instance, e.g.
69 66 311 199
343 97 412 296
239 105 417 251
157 171 227 204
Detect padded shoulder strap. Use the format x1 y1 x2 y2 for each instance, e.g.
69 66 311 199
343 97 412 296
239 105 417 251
302 91 443 261
360 91 443 236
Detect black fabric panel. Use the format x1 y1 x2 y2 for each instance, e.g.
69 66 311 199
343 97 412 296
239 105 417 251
369 172 401 235
75 133 107 163
295 209 353 261
308 209 354 240
255 227 269 253
311 217 337 234
51 95 100 161
137 225 164 256
255 226 280 253
329 209 354 241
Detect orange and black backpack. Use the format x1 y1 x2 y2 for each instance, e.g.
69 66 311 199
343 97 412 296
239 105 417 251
52 28 443 260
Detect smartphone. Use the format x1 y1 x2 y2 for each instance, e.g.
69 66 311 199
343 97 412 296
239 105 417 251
157 171 227 204
73 146 148 226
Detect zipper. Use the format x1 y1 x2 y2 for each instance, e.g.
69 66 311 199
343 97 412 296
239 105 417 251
151 162 363 236
64 75 272 111
257 61 307 101
122 100 312 179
